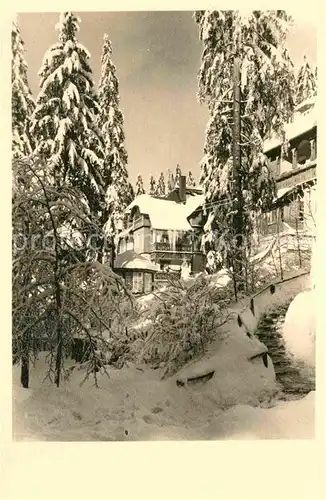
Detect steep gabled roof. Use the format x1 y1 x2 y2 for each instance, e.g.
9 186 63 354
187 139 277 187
126 194 205 231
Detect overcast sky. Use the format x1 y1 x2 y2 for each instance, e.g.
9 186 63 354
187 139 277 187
18 10 317 188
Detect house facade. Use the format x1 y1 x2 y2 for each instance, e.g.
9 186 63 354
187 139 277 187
114 176 206 293
258 97 317 241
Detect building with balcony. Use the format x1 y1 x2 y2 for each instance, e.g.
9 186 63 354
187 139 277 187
258 97 317 240
114 176 206 293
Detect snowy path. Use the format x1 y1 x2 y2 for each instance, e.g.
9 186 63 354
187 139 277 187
255 305 315 400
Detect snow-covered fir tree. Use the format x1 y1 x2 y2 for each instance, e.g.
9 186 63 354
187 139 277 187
296 55 317 105
12 21 35 158
166 168 175 193
155 172 166 197
98 33 134 236
135 174 145 196
149 175 156 195
195 10 295 264
186 170 196 187
30 12 105 217
175 164 182 187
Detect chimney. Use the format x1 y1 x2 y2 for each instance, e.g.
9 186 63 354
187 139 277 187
179 175 186 203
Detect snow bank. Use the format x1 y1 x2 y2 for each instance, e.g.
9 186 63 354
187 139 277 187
282 290 315 369
199 391 315 440
12 355 314 440
210 268 231 288
13 318 280 442
175 328 277 409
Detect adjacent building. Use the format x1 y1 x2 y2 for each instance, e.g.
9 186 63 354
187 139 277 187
258 97 317 240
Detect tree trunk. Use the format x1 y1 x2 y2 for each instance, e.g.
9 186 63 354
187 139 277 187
232 56 245 291
54 283 63 388
111 236 116 271
20 354 29 388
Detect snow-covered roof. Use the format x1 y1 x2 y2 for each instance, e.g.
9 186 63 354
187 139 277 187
264 101 316 153
273 175 316 204
274 187 293 202
294 97 315 114
126 194 205 231
114 250 159 272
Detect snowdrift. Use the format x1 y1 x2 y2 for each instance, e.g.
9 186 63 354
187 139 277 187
13 312 280 441
12 355 314 441
282 289 315 369
175 331 276 408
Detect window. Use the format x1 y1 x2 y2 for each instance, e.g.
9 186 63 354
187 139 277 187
144 273 153 294
160 231 169 243
125 273 133 289
298 199 304 222
118 239 126 254
133 272 143 293
266 210 276 225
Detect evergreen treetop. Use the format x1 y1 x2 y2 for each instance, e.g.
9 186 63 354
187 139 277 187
186 170 196 187
166 169 175 193
30 12 105 215
98 33 133 234
155 172 166 197
135 174 146 196
12 21 35 158
296 55 317 105
149 175 156 196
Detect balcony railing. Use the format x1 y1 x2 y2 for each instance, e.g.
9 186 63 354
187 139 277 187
154 270 181 282
152 241 192 252
131 215 151 230
268 137 317 177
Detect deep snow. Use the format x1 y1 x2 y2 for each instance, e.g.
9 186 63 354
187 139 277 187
282 289 316 369
13 249 315 441
13 346 314 441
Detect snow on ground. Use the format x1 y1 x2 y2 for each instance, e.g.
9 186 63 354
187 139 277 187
13 256 315 442
13 335 314 441
282 289 315 369
175 329 277 408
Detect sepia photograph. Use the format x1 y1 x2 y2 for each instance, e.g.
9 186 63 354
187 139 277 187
12 9 317 442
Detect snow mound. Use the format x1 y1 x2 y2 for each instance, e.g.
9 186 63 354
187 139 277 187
13 330 277 442
198 391 315 440
175 331 277 408
13 357 314 440
282 290 315 368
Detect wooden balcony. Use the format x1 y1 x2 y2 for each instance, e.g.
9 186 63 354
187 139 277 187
152 241 192 252
154 270 181 282
268 137 317 178
132 215 151 231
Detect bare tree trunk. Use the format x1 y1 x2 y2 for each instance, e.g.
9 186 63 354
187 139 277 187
276 216 284 280
111 236 116 271
54 279 63 387
232 56 244 292
20 220 31 388
295 215 302 268
20 352 29 388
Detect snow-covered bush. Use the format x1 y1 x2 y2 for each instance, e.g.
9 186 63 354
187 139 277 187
135 275 233 377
